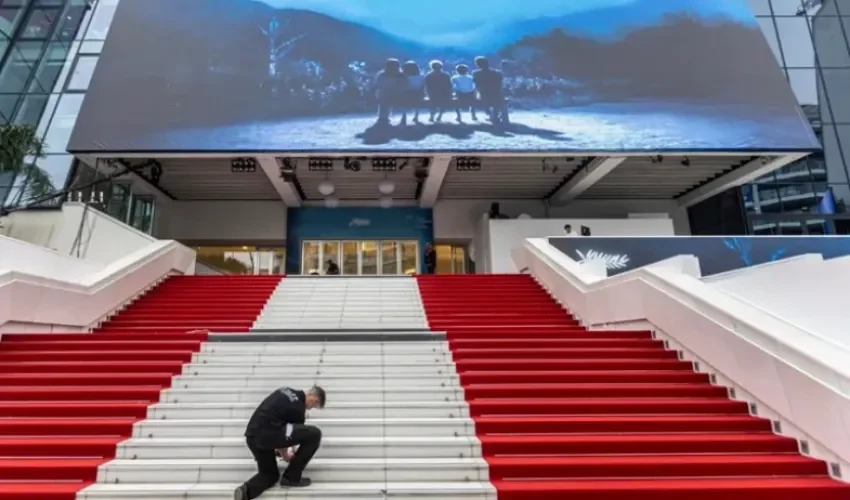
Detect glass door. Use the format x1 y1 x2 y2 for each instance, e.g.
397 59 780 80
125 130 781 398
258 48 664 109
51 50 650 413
360 241 379 275
321 241 341 273
302 239 419 275
381 241 399 275
341 241 359 275
400 241 419 275
301 242 321 275
435 244 467 274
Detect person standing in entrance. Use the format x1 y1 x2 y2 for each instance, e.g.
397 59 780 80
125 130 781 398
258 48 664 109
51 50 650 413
424 243 437 274
234 386 326 500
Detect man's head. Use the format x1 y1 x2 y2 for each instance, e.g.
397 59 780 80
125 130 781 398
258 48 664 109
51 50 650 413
564 224 572 234
305 385 326 410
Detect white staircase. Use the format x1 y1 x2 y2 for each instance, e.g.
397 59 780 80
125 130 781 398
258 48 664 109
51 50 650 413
252 278 429 330
78 337 494 499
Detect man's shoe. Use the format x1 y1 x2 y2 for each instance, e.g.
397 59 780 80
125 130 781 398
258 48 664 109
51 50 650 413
233 484 248 500
280 476 312 488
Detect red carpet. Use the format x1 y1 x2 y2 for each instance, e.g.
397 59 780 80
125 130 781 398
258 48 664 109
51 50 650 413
0 275 279 500
416 274 850 500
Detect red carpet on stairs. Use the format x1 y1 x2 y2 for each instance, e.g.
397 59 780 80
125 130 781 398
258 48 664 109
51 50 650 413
94 274 281 333
0 275 280 500
416 274 850 500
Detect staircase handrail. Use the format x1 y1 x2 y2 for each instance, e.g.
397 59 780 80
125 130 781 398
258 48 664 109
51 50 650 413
0 239 195 331
521 237 850 467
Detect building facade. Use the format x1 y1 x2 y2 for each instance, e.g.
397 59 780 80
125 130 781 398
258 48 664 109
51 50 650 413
3 0 850 236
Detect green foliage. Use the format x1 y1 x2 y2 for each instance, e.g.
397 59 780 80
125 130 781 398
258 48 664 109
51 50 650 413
0 123 53 205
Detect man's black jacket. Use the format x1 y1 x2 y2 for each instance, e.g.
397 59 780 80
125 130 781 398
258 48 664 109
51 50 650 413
245 387 306 436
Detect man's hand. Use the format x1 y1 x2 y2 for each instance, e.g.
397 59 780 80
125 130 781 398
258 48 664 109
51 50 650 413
277 447 295 462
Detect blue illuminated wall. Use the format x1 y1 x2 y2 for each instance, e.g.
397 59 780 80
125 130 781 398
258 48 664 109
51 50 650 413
286 207 434 274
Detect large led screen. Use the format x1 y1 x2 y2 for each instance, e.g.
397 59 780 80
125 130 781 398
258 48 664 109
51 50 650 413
67 0 820 154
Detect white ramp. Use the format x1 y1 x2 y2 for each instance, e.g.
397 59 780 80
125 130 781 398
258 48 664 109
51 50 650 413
77 337 494 500
252 277 428 330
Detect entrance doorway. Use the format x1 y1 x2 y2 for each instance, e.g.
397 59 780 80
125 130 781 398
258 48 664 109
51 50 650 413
301 240 419 275
435 244 468 274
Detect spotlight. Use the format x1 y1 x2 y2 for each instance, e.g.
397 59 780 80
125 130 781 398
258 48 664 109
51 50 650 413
231 158 257 173
279 158 297 182
456 157 482 171
308 158 334 172
344 157 363 172
371 157 397 172
149 161 163 185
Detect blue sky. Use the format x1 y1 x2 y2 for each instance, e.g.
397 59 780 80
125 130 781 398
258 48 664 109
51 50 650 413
256 0 757 45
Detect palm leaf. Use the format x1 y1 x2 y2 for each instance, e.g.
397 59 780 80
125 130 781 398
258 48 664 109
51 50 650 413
0 123 52 206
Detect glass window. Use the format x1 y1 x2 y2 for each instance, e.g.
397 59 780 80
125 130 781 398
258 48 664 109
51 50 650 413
821 68 850 123
28 41 71 93
129 196 155 234
770 0 805 16
811 16 850 68
54 1 87 42
321 241 340 273
42 92 83 153
35 153 73 191
0 40 44 94
400 241 418 275
381 240 398 275
301 242 320 275
822 124 850 184
360 241 378 275
748 0 772 16
105 182 131 222
21 8 58 39
85 0 118 40
757 18 783 65
59 57 86 89
341 241 358 275
786 68 818 106
775 17 816 67
0 5 26 38
13 92 48 125
78 40 103 54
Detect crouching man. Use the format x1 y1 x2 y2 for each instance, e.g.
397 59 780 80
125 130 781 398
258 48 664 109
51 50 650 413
234 385 326 500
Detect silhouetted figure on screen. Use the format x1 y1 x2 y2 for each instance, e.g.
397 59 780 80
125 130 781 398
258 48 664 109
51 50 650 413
401 60 425 125
472 56 507 125
424 243 437 274
375 58 404 125
425 60 453 123
234 386 326 499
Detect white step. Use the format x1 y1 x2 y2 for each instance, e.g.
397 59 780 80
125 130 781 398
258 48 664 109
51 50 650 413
118 436 480 460
148 401 469 420
98 457 488 483
190 353 449 364
182 363 457 376
134 418 474 439
170 375 460 390
253 322 430 330
200 342 448 354
161 387 463 403
254 278 428 330
79 481 496 499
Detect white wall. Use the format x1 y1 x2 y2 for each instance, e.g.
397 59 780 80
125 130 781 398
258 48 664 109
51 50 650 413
0 234 101 282
704 254 850 351
155 200 287 243
487 217 676 273
433 199 690 241
1 202 156 265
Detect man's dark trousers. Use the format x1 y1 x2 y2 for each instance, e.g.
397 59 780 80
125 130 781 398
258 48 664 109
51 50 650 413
242 424 322 499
